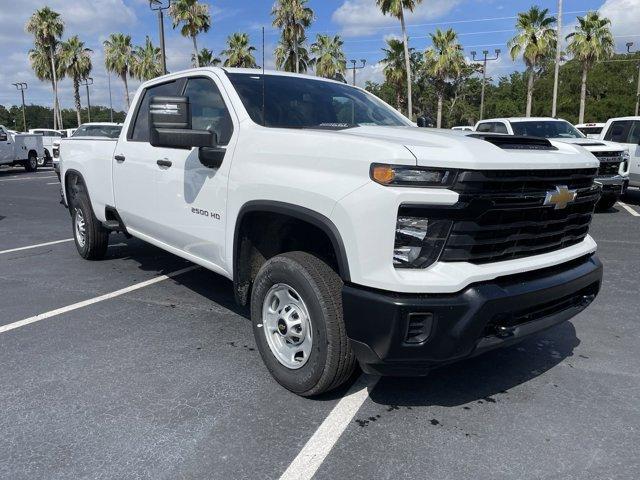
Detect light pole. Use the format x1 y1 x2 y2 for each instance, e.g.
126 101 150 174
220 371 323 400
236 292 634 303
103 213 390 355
150 0 170 75
552 0 563 117
107 70 114 123
12 82 27 132
627 42 640 116
350 59 366 86
471 49 500 121
81 77 94 123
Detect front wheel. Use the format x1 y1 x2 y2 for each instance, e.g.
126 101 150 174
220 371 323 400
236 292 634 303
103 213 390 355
251 251 356 397
71 189 109 260
596 196 617 212
24 153 38 172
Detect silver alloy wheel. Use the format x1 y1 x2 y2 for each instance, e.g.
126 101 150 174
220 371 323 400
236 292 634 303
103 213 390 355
74 209 86 248
29 156 37 169
262 283 313 369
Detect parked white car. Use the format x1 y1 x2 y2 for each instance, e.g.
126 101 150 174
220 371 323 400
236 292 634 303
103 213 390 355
60 68 603 395
475 117 629 210
0 124 45 171
575 122 605 139
29 128 64 165
599 117 640 188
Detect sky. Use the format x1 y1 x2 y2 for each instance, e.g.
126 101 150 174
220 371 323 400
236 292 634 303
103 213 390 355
1 0 639 115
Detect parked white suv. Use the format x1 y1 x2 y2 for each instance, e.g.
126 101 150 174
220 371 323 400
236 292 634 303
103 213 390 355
60 68 603 396
599 117 640 188
475 117 629 210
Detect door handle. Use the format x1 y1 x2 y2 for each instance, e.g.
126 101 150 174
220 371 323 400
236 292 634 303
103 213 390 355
114 154 125 162
157 159 172 168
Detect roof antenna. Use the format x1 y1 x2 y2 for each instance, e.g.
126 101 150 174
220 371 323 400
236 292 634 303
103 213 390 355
262 26 266 127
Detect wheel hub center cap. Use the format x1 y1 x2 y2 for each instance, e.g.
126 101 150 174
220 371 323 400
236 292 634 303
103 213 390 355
277 319 288 335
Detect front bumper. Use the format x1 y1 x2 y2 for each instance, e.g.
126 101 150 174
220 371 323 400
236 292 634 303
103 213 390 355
343 254 602 375
597 175 628 197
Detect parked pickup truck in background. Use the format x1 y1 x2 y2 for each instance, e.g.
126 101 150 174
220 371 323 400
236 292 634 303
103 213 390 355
53 123 122 175
475 117 630 210
29 128 64 166
0 124 44 172
60 68 603 396
599 116 640 188
575 122 606 139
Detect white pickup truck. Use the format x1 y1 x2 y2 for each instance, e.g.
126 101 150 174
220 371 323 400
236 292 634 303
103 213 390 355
60 68 603 396
0 124 45 171
599 116 640 188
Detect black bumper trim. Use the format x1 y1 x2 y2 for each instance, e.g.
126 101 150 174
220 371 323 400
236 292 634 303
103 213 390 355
342 255 603 375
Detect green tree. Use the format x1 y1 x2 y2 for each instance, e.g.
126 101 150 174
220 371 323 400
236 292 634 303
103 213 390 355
25 6 64 128
272 0 314 74
424 28 466 128
28 44 63 130
566 11 615 124
59 36 92 127
310 34 346 79
275 33 311 73
376 0 423 118
508 6 557 117
103 33 133 110
381 38 410 112
169 0 211 67
131 36 163 81
222 33 258 68
192 48 221 67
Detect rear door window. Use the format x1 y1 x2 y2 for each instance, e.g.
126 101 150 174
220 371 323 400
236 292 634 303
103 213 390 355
476 122 495 133
603 120 639 143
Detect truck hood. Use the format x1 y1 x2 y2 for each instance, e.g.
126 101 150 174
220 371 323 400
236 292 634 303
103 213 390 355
337 126 599 170
553 137 627 153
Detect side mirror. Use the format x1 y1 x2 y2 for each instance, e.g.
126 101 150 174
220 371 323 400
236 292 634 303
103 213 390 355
149 95 214 149
417 116 432 128
0 133 7 142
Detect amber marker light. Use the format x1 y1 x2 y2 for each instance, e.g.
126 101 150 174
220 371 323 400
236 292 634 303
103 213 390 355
371 164 395 185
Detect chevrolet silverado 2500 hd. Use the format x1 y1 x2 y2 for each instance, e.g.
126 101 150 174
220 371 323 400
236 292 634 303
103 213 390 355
60 68 603 396
475 117 629 210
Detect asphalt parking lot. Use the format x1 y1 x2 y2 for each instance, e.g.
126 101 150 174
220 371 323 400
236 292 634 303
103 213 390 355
1 166 639 480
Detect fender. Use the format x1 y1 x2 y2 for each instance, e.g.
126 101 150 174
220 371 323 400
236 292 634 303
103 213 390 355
234 200 351 282
63 169 92 212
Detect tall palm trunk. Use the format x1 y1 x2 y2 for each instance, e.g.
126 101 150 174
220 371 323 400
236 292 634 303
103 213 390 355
578 64 588 124
294 29 299 74
73 76 82 127
400 10 412 119
437 91 443 128
526 67 535 117
49 46 63 129
121 72 130 110
192 35 199 67
50 79 57 129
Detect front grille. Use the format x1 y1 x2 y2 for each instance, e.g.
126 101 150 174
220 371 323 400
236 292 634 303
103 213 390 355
597 161 621 176
435 168 599 264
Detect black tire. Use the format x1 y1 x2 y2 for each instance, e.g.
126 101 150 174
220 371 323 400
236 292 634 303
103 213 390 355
251 251 356 397
71 188 109 260
24 153 38 172
596 196 617 212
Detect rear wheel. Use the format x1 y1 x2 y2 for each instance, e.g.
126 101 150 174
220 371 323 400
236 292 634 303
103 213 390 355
71 189 109 260
24 153 38 172
251 251 356 396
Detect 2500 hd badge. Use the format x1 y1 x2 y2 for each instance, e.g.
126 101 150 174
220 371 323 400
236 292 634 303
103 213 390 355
191 207 220 220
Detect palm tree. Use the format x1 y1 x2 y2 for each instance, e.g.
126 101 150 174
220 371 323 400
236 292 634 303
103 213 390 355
28 44 62 128
311 34 347 79
104 33 134 110
566 12 615 124
424 28 466 128
275 33 311 73
381 38 409 112
59 36 92 127
169 0 211 67
131 36 163 81
272 0 314 74
222 33 258 68
25 6 64 128
508 6 557 117
192 48 221 67
376 0 423 119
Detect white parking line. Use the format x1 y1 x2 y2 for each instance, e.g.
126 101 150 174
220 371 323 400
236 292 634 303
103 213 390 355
617 201 640 217
0 175 57 182
0 265 199 334
46 182 60 185
279 374 379 480
0 238 74 255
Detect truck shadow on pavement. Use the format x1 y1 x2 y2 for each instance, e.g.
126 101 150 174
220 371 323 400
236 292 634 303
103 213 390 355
368 321 580 407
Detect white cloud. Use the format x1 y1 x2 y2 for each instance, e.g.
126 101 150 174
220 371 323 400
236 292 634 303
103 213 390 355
332 0 462 37
599 0 640 49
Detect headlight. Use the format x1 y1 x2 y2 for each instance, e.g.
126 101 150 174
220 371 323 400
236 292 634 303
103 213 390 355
394 211 452 268
371 163 457 187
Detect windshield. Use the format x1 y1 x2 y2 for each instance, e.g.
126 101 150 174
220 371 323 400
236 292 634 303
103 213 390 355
72 125 122 139
511 120 584 139
227 73 410 129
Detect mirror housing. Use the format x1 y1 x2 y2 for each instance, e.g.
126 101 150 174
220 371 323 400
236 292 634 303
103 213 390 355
149 95 215 149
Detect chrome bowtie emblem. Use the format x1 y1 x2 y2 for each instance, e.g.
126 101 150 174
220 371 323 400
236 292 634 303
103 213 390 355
544 185 577 210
